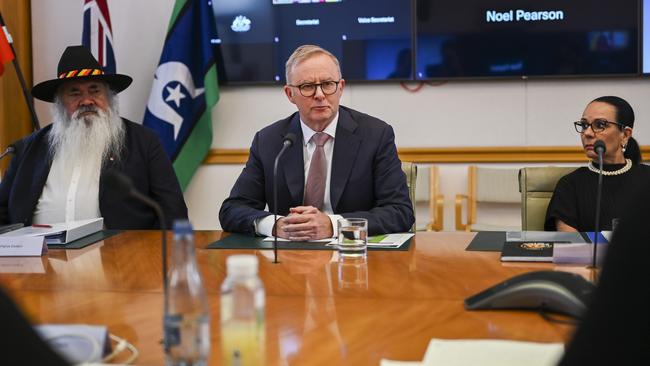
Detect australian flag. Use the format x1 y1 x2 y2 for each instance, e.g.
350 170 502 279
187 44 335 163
143 0 219 190
81 0 116 74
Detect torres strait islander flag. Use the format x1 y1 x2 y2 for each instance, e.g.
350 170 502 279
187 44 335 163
81 0 116 74
143 0 219 190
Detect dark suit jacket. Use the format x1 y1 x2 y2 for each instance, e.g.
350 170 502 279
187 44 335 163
0 119 188 229
219 106 414 236
559 185 650 365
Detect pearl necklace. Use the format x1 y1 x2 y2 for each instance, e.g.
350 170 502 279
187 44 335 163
588 158 632 176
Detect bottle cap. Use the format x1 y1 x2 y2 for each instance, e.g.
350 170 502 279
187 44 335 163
173 219 193 234
226 255 259 276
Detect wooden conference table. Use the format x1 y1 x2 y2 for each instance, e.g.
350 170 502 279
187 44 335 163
0 231 593 365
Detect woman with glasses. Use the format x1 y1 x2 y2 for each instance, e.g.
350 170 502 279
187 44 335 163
544 96 650 232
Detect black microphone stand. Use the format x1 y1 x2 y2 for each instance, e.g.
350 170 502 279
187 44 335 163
128 190 170 350
272 141 292 264
130 190 168 322
103 171 170 350
590 148 605 270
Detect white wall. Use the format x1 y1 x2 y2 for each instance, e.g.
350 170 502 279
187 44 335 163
32 0 650 230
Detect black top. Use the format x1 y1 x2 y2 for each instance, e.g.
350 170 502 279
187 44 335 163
559 183 650 365
544 163 650 231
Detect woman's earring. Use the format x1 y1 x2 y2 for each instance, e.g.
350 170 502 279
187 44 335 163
622 144 627 153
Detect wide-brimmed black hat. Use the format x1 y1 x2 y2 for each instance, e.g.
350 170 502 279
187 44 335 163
32 45 132 102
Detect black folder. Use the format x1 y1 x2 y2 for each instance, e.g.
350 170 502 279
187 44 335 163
206 233 412 251
465 231 506 252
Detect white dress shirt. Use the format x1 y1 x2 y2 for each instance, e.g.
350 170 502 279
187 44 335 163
32 152 102 224
255 114 343 237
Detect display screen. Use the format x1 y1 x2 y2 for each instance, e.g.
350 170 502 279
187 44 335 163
211 0 414 84
416 0 640 79
641 0 650 75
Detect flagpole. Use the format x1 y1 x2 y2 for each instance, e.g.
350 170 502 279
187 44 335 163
0 11 40 131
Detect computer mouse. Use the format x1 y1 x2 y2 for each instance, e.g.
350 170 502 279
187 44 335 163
464 270 596 318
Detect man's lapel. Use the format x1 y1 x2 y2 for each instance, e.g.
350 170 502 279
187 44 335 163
28 141 52 215
282 115 305 206
98 155 121 204
330 109 360 210
98 121 128 203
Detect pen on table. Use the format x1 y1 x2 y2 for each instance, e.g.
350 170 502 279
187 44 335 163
32 224 52 228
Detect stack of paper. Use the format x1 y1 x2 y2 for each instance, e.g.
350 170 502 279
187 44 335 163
366 233 414 248
381 338 564 366
0 218 103 244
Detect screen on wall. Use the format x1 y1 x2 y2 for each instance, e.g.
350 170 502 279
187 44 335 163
211 0 414 85
416 0 640 79
641 0 650 75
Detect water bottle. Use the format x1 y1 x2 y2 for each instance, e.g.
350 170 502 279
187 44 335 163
165 220 210 366
220 255 265 366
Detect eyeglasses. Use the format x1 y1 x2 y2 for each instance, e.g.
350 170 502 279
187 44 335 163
288 80 340 97
573 119 625 134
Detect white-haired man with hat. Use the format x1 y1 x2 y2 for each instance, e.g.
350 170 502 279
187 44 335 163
0 46 187 229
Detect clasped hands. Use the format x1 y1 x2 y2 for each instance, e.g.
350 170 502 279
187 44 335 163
275 206 333 241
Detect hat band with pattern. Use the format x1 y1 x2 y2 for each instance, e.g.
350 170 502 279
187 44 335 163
58 68 105 79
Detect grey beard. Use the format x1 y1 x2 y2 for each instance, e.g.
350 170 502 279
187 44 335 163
48 98 125 167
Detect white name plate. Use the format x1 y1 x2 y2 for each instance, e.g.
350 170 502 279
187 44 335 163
553 242 607 266
0 236 47 256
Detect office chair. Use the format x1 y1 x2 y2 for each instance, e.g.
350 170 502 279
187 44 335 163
414 165 444 231
401 161 417 233
518 166 577 231
455 166 520 232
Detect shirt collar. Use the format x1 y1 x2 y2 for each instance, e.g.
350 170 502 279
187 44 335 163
300 112 339 146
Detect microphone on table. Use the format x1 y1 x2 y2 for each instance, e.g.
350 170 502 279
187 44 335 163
590 139 607 269
272 132 297 264
0 144 16 161
102 170 171 350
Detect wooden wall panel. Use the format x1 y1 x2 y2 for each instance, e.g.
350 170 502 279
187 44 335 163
0 0 32 173
203 146 650 165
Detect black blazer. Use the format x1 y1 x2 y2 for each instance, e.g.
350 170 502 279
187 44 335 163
219 106 414 236
0 119 187 229
559 185 650 365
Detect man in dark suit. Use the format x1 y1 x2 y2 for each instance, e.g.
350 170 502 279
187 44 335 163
219 45 414 239
0 46 187 229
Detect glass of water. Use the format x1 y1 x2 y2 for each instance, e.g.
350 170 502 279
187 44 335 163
337 255 369 290
337 218 368 259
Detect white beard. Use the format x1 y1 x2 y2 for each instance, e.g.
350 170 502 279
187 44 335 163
48 97 125 172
